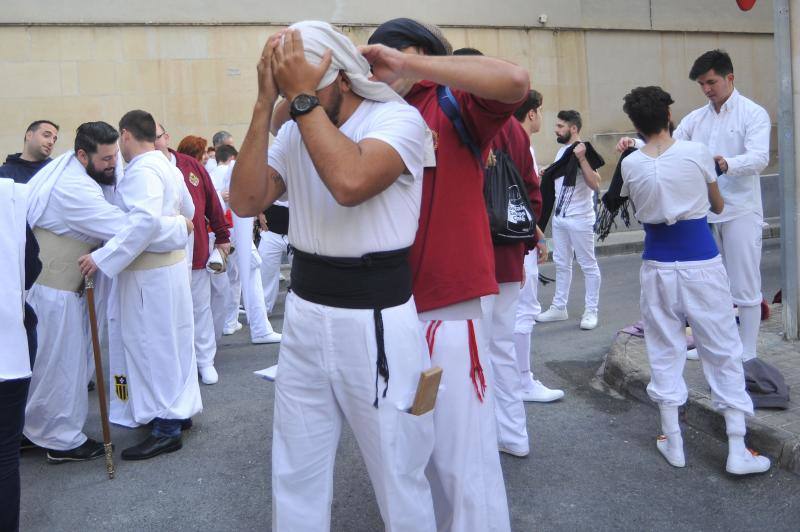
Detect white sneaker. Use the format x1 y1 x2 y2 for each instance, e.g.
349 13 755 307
252 332 282 344
520 378 565 402
580 309 598 330
656 434 686 468
498 445 529 458
199 366 219 385
726 448 771 475
536 306 568 323
223 322 243 336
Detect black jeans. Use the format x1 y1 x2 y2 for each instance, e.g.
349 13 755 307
0 377 30 532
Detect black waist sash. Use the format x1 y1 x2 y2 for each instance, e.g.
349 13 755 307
290 247 412 407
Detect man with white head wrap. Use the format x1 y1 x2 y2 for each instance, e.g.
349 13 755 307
231 21 436 532
23 122 193 463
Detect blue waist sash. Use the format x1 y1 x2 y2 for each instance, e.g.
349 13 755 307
642 217 718 262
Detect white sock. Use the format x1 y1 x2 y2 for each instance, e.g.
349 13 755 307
657 405 685 466
724 408 747 456
738 305 760 361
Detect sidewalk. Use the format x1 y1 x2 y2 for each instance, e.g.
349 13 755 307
601 304 800 475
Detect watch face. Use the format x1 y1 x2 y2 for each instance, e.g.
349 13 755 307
294 94 314 112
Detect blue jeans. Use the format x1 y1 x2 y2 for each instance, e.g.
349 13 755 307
0 377 30 532
151 418 182 438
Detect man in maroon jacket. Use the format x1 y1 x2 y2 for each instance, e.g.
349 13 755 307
155 124 231 385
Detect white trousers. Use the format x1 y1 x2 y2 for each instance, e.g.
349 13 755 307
191 269 217 369
711 212 763 307
515 251 541 334
551 215 601 311
422 318 511 532
224 254 242 330
258 230 288 314
208 269 229 340
640 257 754 414
272 293 436 532
481 282 529 453
239 243 275 339
24 285 90 450
114 262 203 424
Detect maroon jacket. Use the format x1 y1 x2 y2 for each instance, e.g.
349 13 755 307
170 149 230 270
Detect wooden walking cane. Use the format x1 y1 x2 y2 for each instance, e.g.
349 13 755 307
85 275 115 479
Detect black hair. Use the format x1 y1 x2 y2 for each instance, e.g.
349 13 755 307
25 120 59 141
215 144 238 164
514 90 543 122
557 110 582 132
689 49 734 81
622 86 675 136
74 121 119 155
118 110 157 142
452 47 483 56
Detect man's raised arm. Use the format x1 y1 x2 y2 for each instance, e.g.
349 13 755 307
360 44 529 104
230 34 287 217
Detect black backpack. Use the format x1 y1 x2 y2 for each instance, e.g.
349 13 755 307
436 85 536 244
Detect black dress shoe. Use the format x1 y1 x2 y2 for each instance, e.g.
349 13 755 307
180 418 193 431
87 380 95 392
46 438 105 464
121 434 182 461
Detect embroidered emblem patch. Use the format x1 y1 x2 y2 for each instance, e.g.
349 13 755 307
114 375 129 401
189 172 200 186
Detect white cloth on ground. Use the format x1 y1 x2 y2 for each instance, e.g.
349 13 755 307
551 214 600 312
272 292 436 532
481 282 529 454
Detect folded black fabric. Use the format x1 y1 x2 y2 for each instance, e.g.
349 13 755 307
744 358 790 410
368 18 449 56
595 146 638 241
539 141 604 230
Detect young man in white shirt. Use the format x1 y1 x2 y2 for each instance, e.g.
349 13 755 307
537 110 602 330
512 91 564 402
618 50 770 362
230 22 436 531
620 85 769 475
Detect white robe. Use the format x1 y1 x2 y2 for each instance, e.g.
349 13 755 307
23 155 190 448
97 150 202 426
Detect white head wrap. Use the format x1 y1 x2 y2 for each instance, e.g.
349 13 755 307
289 20 404 104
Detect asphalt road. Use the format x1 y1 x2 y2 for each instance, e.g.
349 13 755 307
19 239 799 531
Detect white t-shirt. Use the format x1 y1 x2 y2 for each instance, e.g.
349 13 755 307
268 99 428 257
553 144 595 219
673 89 770 223
621 140 717 225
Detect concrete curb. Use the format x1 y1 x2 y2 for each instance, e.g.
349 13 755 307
601 331 800 475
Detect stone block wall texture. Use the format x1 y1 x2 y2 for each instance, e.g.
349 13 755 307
0 1 778 182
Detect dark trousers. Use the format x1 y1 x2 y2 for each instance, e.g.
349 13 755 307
0 377 30 532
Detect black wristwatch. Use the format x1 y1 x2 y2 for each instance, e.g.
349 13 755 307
289 94 320 120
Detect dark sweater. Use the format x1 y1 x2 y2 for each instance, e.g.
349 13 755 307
0 153 51 184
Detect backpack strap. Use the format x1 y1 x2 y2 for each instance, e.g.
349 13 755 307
436 85 482 161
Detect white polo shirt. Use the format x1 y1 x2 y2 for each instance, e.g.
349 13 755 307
268 99 429 258
621 140 717 225
673 89 770 223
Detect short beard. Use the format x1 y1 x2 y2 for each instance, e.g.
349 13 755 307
323 84 344 126
556 132 572 144
86 159 116 186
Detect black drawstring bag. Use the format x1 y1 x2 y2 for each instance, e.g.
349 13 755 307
484 149 537 244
